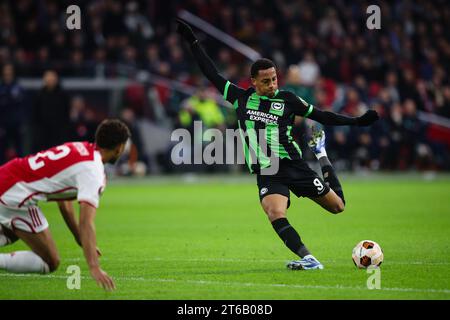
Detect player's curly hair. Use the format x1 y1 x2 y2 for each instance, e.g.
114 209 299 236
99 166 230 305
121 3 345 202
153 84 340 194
250 58 276 78
95 119 131 150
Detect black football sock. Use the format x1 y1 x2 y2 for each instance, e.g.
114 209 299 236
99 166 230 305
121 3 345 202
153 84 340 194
319 156 345 204
271 218 311 258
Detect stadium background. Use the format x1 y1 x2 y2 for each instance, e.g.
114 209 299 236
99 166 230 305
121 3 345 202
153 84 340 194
0 0 449 300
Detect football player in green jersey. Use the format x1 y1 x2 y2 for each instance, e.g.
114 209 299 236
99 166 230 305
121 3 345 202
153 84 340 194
177 19 378 270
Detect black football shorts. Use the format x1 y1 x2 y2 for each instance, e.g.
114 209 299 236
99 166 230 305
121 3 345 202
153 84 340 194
256 158 330 207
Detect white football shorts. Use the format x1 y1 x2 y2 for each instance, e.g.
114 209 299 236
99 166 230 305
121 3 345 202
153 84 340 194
0 203 49 233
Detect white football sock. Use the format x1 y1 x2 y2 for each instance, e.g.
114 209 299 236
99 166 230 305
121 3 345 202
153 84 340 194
0 251 50 274
314 147 328 160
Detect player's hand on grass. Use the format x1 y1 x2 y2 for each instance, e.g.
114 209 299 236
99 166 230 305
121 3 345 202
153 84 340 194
176 18 197 44
90 267 116 291
356 110 379 126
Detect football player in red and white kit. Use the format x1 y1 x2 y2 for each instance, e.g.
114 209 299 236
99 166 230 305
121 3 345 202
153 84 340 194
0 119 130 291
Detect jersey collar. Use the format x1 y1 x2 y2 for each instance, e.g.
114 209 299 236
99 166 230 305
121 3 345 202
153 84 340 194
254 89 279 99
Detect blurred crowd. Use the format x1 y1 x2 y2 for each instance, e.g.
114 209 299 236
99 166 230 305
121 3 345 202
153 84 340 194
0 0 449 172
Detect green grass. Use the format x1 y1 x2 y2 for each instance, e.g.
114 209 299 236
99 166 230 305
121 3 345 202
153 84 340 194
1 175 450 299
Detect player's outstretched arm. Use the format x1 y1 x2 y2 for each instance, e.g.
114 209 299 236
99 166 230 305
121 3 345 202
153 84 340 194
79 202 115 291
176 19 244 102
290 94 379 126
176 19 226 90
308 108 379 126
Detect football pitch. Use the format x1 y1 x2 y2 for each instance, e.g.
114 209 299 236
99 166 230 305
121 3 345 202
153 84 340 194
1 174 449 300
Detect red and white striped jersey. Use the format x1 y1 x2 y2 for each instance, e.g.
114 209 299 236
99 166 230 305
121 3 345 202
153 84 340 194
0 142 105 209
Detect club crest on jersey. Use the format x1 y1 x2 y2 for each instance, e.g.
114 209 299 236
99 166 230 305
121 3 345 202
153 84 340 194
271 102 284 111
270 102 284 115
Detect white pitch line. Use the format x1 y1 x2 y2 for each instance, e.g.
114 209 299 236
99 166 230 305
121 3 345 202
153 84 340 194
63 257 450 266
0 273 449 295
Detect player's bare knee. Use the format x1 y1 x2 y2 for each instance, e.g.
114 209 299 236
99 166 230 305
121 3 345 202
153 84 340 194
48 260 60 273
336 204 345 214
46 255 61 272
331 201 345 214
265 207 286 221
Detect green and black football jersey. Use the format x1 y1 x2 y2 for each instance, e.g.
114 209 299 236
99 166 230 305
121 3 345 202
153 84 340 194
186 40 369 173
223 80 314 173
